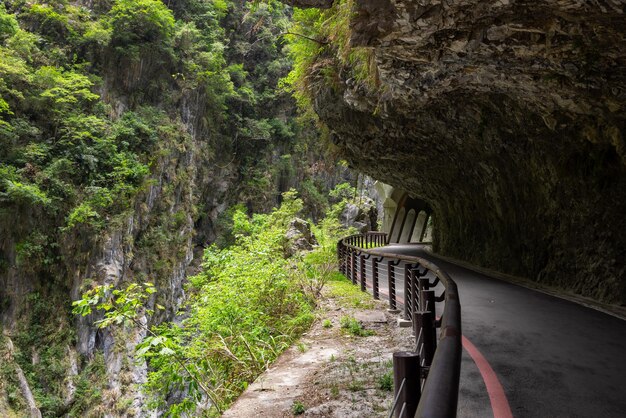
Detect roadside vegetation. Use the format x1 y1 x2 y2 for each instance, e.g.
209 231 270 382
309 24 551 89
282 0 380 118
0 1 351 415
1 0 376 415
73 188 365 416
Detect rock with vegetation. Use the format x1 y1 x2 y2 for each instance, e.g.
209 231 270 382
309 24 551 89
0 1 352 416
284 217 318 256
283 0 626 304
72 191 348 416
339 197 378 233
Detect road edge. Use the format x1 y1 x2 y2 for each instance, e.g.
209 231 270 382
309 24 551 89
422 247 626 322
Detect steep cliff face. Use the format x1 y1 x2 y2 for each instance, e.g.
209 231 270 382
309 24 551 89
0 1 348 415
295 0 626 303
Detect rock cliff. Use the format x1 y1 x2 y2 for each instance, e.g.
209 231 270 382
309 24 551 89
296 0 626 303
0 1 350 415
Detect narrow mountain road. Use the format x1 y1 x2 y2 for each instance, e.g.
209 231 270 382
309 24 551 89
369 244 626 418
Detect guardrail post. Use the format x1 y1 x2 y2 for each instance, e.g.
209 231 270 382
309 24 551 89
418 277 430 311
337 242 341 272
388 261 397 311
415 290 437 367
344 246 348 276
414 309 435 366
360 254 366 292
372 257 380 300
424 290 438 354
350 249 357 285
403 264 412 320
393 351 421 418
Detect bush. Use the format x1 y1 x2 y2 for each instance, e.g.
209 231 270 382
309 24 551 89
2 179 51 207
108 0 175 47
0 5 18 39
66 202 100 229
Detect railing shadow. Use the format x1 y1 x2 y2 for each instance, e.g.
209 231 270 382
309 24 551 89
337 232 462 418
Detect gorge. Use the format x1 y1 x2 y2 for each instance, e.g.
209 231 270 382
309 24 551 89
1 0 625 416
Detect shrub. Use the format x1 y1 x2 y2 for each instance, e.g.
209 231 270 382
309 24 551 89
2 179 51 207
108 0 175 47
0 5 18 39
66 202 100 229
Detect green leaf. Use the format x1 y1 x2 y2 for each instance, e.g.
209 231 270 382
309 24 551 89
158 347 175 356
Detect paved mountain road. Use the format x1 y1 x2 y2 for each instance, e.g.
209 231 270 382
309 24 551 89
367 244 626 418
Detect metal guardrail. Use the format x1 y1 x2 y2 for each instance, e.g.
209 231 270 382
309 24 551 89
337 232 462 418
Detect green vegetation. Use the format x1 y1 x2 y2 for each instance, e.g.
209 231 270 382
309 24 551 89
1 0 363 414
0 292 76 417
108 0 175 48
0 0 196 278
378 371 393 391
340 315 375 337
326 273 376 309
73 190 353 416
67 352 106 417
291 399 306 415
0 0 335 283
282 0 379 117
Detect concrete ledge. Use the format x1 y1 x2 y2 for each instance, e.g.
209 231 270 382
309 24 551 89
397 318 413 328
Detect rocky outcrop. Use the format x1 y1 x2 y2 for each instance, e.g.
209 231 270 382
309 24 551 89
340 198 378 233
284 218 318 256
302 0 626 303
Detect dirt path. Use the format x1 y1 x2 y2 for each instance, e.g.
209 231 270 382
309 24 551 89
223 288 414 417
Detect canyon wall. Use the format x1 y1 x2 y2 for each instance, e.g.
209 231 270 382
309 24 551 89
297 0 626 303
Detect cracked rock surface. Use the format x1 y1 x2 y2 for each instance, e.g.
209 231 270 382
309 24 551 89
306 0 626 302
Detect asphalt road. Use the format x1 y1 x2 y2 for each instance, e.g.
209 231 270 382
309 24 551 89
362 244 626 418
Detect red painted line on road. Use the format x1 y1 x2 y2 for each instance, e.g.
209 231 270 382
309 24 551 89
462 335 514 418
356 276 511 417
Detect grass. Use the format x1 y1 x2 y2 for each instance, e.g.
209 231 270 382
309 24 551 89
340 316 375 337
291 400 306 415
326 272 376 309
377 371 393 391
347 380 365 392
322 319 332 328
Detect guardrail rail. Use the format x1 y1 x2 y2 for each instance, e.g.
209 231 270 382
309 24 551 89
337 232 462 418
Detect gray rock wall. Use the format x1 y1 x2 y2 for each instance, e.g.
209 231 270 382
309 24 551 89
305 0 626 303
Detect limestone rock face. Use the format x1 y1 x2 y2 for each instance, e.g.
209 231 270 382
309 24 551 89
285 218 319 257
307 0 626 302
340 198 378 233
